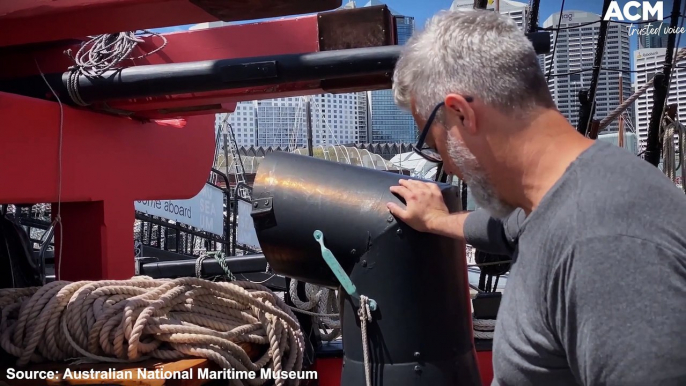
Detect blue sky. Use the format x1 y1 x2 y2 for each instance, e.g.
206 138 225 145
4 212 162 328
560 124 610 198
155 0 604 33
155 1 674 42
153 0 684 77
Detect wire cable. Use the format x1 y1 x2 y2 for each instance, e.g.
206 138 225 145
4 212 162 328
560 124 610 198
546 0 567 82
659 1 686 137
65 31 167 106
34 58 64 282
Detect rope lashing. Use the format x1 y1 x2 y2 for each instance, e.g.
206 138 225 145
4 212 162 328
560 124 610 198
65 31 168 106
358 295 374 386
211 252 238 282
599 48 686 131
288 280 340 342
194 254 208 278
0 278 304 386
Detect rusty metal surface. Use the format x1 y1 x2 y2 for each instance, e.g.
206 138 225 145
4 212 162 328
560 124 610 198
190 0 341 21
317 5 396 51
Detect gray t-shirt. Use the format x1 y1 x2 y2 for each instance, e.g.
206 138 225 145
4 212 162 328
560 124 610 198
463 141 686 386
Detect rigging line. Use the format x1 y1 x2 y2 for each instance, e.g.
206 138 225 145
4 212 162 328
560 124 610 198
289 99 304 150
311 98 349 161
612 15 683 24
539 20 599 31
295 98 306 150
539 15 682 32
645 0 684 166
659 2 686 136
546 0 567 83
525 0 541 35
580 0 614 136
35 58 64 282
552 67 644 76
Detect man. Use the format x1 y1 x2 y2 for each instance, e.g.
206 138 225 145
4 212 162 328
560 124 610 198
387 9 686 386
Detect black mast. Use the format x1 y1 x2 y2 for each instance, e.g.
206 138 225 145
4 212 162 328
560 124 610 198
576 0 613 137
644 0 683 167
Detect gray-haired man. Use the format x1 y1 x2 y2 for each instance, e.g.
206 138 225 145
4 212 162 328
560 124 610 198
386 9 686 386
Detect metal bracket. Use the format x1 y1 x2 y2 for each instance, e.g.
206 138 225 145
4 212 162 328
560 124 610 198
251 196 274 216
313 230 377 311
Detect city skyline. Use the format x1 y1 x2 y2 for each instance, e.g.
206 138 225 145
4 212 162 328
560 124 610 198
633 47 685 151
368 6 418 144
542 10 633 133
212 1 684 152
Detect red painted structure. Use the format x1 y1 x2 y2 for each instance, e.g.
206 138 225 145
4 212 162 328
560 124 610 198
0 0 340 47
0 16 325 119
1 92 215 280
0 1 495 383
0 1 397 280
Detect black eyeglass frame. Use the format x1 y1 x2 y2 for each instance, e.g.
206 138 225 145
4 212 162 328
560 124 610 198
413 96 474 163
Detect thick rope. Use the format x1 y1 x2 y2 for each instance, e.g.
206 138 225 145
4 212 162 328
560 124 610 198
358 295 373 386
0 278 304 386
288 280 340 342
472 318 496 340
599 48 686 131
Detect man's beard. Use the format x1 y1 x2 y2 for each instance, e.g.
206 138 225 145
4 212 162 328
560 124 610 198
446 134 516 218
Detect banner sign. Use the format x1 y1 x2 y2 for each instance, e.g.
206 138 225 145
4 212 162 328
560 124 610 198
135 184 225 236
236 200 261 250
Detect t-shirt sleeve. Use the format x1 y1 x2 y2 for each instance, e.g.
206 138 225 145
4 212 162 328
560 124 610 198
463 208 525 256
548 236 686 386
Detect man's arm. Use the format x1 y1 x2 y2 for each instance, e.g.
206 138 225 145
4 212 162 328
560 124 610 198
463 207 524 256
386 179 524 256
549 236 686 386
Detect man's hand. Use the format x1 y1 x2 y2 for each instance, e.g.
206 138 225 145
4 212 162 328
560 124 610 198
387 179 450 233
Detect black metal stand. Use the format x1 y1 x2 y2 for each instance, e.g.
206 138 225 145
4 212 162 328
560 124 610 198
251 152 481 386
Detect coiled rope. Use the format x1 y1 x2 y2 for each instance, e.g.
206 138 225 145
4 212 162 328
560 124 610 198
65 31 167 106
599 48 686 131
288 280 340 342
472 318 496 340
0 277 304 386
662 117 686 193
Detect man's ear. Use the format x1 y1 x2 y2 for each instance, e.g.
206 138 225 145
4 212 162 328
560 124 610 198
445 94 477 135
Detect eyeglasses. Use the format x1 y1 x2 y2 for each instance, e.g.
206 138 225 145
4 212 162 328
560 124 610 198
413 96 473 164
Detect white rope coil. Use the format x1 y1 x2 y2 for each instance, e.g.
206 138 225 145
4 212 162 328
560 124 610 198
288 280 340 341
0 278 304 386
473 318 496 340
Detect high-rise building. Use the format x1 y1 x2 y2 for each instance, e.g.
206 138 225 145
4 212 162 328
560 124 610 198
637 0 672 49
638 21 670 49
449 0 528 29
220 94 360 148
449 1 543 72
542 11 632 133
349 0 418 144
200 5 363 149
633 48 684 151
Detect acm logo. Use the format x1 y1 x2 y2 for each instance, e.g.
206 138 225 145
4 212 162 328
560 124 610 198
603 1 664 21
